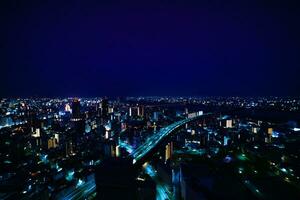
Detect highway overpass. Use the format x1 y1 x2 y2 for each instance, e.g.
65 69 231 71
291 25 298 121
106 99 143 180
120 113 212 164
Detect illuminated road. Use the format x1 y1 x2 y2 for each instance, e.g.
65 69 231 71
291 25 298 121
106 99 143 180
55 174 96 200
144 163 173 200
0 121 27 130
57 114 208 199
119 115 211 199
119 140 134 154
131 114 209 163
119 144 173 199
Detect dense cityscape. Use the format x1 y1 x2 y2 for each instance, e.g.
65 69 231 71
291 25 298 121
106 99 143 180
1 0 300 199
0 96 300 199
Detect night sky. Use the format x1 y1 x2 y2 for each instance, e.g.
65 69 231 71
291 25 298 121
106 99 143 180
1 0 300 97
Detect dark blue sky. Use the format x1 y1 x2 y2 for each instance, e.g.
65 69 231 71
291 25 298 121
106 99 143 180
1 0 300 97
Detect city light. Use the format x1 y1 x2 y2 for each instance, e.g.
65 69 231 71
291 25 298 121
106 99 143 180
1 96 300 199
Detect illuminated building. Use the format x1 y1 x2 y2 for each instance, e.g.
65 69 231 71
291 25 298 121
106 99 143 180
188 112 197 118
105 130 111 139
129 107 138 117
54 133 59 144
70 99 84 150
153 112 159 121
31 128 42 146
85 121 91 133
129 107 132 117
108 107 114 114
191 129 196 135
65 103 71 112
153 122 157 132
226 120 233 128
165 142 173 162
268 128 273 135
48 137 58 149
137 105 144 117
223 136 230 146
267 127 273 143
32 128 40 138
252 127 259 133
116 145 120 157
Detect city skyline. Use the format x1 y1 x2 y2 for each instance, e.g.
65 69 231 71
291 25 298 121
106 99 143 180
1 1 300 199
1 96 300 199
1 1 300 97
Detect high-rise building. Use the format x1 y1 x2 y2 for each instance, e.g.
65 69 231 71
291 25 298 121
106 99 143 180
47 137 58 149
100 98 109 118
223 136 230 146
165 142 173 162
115 145 121 157
267 128 273 143
103 140 116 158
54 133 59 144
153 122 157 132
31 128 42 147
226 120 233 128
70 99 84 150
153 112 159 121
129 107 132 117
95 158 137 200
65 140 73 156
137 105 144 117
71 98 81 120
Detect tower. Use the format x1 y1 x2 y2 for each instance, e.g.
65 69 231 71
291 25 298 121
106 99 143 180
100 98 109 119
71 98 81 120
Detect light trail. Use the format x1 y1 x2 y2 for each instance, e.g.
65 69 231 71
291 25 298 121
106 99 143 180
144 163 173 200
131 114 209 163
58 114 209 199
55 174 95 200
119 140 134 153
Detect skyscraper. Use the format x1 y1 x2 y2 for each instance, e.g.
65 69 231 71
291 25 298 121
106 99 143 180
137 105 144 117
71 98 84 151
71 98 81 120
100 98 109 119
165 142 173 162
95 158 137 200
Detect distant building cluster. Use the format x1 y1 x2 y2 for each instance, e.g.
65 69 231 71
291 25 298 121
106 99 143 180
0 97 300 199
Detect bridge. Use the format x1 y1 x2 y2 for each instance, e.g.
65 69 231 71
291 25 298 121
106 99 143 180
120 113 211 164
120 113 211 200
59 113 210 200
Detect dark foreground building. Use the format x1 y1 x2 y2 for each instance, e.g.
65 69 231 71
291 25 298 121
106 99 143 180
95 157 138 200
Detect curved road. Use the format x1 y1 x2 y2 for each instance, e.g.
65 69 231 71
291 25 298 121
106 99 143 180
131 114 210 163
58 113 210 200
